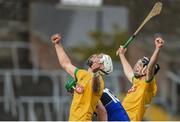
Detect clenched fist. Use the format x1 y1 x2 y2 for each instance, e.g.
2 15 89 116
116 46 127 56
51 33 61 44
155 37 164 48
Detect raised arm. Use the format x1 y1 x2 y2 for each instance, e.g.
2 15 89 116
51 34 76 78
146 37 164 81
117 46 134 83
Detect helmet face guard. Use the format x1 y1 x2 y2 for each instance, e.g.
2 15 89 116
140 57 150 67
135 56 160 76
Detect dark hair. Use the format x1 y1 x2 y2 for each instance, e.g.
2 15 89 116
86 56 93 67
140 57 160 75
86 54 99 67
92 76 100 92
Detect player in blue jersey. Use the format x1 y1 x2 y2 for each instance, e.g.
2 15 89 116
96 88 130 121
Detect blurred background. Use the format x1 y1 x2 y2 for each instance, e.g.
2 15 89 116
0 0 180 121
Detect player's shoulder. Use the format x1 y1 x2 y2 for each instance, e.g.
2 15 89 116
76 69 88 75
75 69 91 79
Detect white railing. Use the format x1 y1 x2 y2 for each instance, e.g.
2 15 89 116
0 69 71 120
0 68 125 120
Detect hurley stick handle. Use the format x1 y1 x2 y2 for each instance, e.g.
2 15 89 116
116 35 135 56
123 35 135 48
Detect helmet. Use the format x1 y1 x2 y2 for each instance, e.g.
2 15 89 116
154 64 160 75
140 56 160 75
86 53 113 75
99 54 113 75
140 57 150 67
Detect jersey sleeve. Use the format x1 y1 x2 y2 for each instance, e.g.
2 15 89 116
131 76 135 84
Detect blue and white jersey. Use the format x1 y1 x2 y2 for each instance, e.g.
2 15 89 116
100 88 130 121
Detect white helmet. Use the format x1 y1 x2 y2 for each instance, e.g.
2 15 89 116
99 54 113 75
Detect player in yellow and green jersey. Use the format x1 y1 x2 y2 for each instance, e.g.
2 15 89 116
51 33 113 121
116 37 164 121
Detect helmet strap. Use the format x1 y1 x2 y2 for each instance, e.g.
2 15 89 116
100 69 108 75
141 66 147 75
